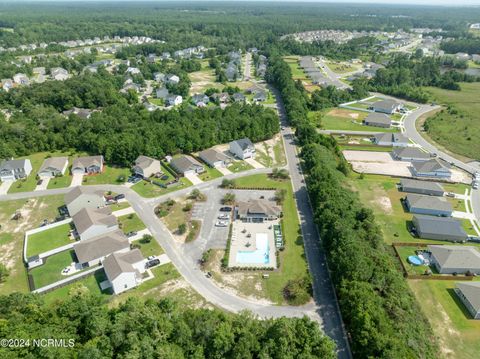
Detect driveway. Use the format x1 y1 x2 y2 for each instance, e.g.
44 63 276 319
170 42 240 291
185 172 203 185
217 166 232 175
70 173 84 187
34 178 50 191
0 181 13 195
112 206 135 217
245 157 264 169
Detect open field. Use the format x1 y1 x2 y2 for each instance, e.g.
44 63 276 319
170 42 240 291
0 195 65 294
82 165 131 185
254 135 287 168
310 108 397 132
26 223 73 257
325 61 360 74
227 160 254 173
188 68 221 95
409 279 480 359
422 83 480 160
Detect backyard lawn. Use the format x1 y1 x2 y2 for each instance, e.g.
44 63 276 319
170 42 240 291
0 195 65 294
231 174 310 304
132 236 164 258
29 249 77 289
26 223 73 258
409 279 480 359
118 213 146 234
198 166 223 181
82 165 131 185
227 160 254 173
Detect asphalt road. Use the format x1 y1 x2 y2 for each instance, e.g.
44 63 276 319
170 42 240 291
243 52 252 80
316 57 351 90
271 87 352 359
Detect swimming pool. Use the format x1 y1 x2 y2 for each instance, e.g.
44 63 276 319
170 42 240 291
408 255 423 266
236 233 270 265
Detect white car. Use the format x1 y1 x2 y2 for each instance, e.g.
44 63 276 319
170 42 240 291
62 267 71 274
218 214 229 220
473 182 479 190
147 255 156 261
215 220 229 227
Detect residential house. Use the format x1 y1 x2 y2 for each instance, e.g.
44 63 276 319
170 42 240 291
363 113 392 128
371 99 403 114
230 138 256 159
125 67 141 75
399 179 445 197
153 72 165 82
2 79 13 92
455 282 480 319
167 95 182 106
165 74 180 85
0 159 33 182
103 249 146 294
62 107 93 119
156 87 169 100
372 132 409 147
429 245 480 274
212 92 230 104
232 92 245 103
74 229 130 267
225 64 238 82
199 148 231 168
237 199 281 223
133 155 162 178
191 94 209 106
65 186 105 216
33 67 46 76
71 156 104 175
411 159 451 178
38 157 68 178
413 215 468 242
170 155 205 175
51 67 69 81
13 73 29 86
72 207 118 241
392 147 431 161
405 194 453 217
253 91 267 102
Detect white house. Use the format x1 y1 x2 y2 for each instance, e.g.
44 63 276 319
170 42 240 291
103 249 146 294
51 67 69 81
165 74 180 84
13 73 29 86
74 230 130 267
167 95 182 106
199 148 231 168
229 138 256 159
0 159 32 182
72 207 118 241
37 157 68 178
133 155 162 178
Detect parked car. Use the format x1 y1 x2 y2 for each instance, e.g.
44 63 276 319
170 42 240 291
145 258 160 268
62 267 71 274
37 179 43 185
219 206 232 212
161 175 169 180
215 220 229 227
218 214 229 219
446 192 455 197
147 255 156 261
115 194 125 200
473 182 479 190
126 231 138 237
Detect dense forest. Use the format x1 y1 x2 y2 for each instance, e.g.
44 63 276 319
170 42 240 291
0 292 336 358
265 54 439 358
440 38 480 55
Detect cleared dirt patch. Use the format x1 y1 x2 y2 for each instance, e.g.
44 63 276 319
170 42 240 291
328 108 361 119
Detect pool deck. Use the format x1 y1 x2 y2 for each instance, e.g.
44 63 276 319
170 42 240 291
228 221 278 269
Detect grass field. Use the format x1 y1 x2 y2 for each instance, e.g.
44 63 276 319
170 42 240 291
409 279 480 359
47 174 73 189
29 250 79 289
0 195 65 295
82 165 131 185
227 160 254 173
118 213 146 234
228 174 310 304
198 166 223 181
26 223 73 258
422 83 480 160
132 177 192 198
325 61 359 74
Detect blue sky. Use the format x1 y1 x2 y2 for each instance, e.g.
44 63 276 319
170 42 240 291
5 0 480 4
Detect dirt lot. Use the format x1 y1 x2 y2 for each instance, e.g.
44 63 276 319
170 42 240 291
327 108 361 119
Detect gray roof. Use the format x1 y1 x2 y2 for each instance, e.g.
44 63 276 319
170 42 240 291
232 138 254 150
393 147 431 159
414 215 467 238
429 245 480 270
103 249 144 281
199 148 229 164
72 155 103 169
72 207 117 235
400 179 444 193
412 159 450 173
64 186 104 206
74 229 129 263
456 282 480 313
0 159 29 171
134 155 158 170
364 113 392 126
237 199 281 217
39 157 68 173
170 155 203 173
373 99 402 112
373 132 409 144
406 194 452 212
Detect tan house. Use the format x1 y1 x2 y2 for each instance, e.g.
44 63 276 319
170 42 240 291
133 155 162 178
72 155 104 175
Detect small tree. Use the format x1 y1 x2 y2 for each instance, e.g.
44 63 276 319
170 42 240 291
275 189 287 204
188 189 205 201
222 193 236 205
141 234 153 244
183 203 193 212
178 223 187 235
271 168 289 180
220 178 235 189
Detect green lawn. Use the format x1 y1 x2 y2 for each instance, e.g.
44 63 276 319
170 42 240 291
231 174 310 304
422 83 480 160
109 202 131 211
0 195 65 295
29 250 77 289
198 166 223 181
312 109 398 132
325 61 359 74
47 174 73 189
227 160 254 173
132 177 192 198
118 213 146 234
132 236 164 258
395 245 435 275
26 223 73 258
82 165 131 185
409 279 480 359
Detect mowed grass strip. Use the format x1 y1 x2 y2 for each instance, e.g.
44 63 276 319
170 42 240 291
26 223 73 258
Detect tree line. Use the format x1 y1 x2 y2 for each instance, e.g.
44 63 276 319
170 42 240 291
266 54 439 358
0 292 336 358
